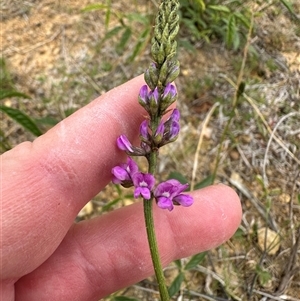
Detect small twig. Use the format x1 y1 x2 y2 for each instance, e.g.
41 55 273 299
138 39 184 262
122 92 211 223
274 227 300 296
289 170 300 244
221 76 300 167
253 288 300 301
4 30 61 55
211 11 254 183
262 112 300 186
191 102 219 190
228 176 278 231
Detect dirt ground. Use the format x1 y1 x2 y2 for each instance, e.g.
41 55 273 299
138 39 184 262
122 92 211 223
1 0 300 300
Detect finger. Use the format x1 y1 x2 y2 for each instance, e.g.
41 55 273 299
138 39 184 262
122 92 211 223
1 75 147 279
15 185 242 301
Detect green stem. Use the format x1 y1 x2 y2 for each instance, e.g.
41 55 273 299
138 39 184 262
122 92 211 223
143 149 169 300
143 198 169 300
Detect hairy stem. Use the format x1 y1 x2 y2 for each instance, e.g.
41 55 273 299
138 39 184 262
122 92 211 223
143 198 169 300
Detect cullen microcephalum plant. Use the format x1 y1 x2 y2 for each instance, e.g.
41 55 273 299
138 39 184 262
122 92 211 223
111 0 193 299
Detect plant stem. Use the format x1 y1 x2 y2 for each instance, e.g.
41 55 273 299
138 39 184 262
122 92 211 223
143 149 169 300
143 198 169 300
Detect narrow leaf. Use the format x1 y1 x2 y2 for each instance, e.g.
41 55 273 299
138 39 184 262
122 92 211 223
184 252 207 270
208 5 231 13
0 90 30 100
102 26 123 43
279 0 295 15
116 27 132 54
167 171 188 185
127 28 150 62
81 4 108 12
194 175 214 190
168 272 184 298
0 105 42 136
105 0 111 29
226 14 236 49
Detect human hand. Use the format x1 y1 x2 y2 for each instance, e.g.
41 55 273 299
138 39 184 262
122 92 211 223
1 75 242 301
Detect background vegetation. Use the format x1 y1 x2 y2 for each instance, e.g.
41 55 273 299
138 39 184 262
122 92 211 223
1 0 300 300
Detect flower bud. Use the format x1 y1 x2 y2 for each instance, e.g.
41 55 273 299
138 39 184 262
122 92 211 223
160 83 177 113
153 121 165 145
139 120 151 144
148 88 159 116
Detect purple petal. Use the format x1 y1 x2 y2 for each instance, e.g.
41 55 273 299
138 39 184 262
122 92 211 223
171 108 180 122
169 121 180 139
132 172 155 198
163 83 177 99
173 194 194 207
112 166 129 182
127 157 139 176
140 187 151 200
149 88 159 104
156 196 174 211
134 187 151 200
140 120 149 141
143 173 155 189
117 135 134 152
154 181 174 197
139 85 149 103
155 121 165 137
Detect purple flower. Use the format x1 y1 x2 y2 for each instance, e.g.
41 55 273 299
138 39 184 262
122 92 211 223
154 179 193 211
117 135 134 152
138 85 149 105
153 121 165 144
111 157 139 187
157 109 180 146
117 134 147 156
139 120 151 144
162 83 177 99
132 172 155 200
138 85 159 116
167 120 180 141
170 108 180 122
148 88 159 115
160 84 178 113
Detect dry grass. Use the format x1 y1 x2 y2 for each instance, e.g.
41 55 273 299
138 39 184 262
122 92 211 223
2 0 300 300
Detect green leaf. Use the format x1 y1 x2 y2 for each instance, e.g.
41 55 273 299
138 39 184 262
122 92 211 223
208 5 231 13
0 128 12 151
126 12 151 25
0 105 43 136
127 28 150 62
184 252 207 270
101 197 122 212
116 27 132 54
0 90 30 101
168 272 184 298
173 259 182 269
112 297 141 301
105 0 111 29
194 175 214 190
233 228 245 239
102 26 123 43
167 171 188 185
81 4 108 12
226 14 236 49
234 12 250 29
35 116 59 127
279 0 294 15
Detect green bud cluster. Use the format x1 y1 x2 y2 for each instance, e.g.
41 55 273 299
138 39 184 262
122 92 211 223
145 0 180 92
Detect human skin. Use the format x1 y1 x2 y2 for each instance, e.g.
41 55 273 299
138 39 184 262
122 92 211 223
0 75 242 301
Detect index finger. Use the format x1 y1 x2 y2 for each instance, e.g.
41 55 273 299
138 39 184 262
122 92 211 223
1 75 147 278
